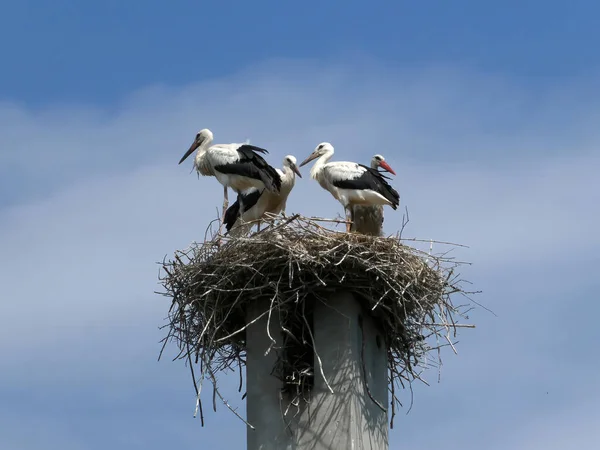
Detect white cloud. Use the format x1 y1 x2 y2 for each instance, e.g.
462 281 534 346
1 60 599 449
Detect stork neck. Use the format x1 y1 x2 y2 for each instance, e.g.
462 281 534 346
280 166 295 191
310 149 334 179
194 135 215 174
198 134 213 154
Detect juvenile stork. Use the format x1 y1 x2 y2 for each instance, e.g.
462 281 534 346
351 154 397 236
178 128 282 218
224 155 302 236
299 143 399 233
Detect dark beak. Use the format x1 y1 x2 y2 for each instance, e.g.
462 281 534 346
379 161 396 176
291 163 302 178
178 138 202 165
299 152 318 167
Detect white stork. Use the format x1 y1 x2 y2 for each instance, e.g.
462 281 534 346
299 143 400 233
178 128 282 218
351 154 397 236
224 155 302 236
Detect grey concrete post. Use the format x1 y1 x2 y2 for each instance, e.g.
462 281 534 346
246 299 294 450
246 292 388 450
296 291 389 450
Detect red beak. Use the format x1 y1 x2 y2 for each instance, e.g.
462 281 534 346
379 161 396 176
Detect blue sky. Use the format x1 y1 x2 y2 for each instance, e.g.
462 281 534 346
2 1 600 449
2 0 600 105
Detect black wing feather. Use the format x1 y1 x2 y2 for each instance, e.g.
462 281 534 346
333 165 400 210
214 145 282 192
238 144 269 154
224 189 264 232
223 201 240 232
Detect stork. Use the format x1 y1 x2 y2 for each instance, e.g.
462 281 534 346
178 128 282 219
299 143 399 233
351 154 397 236
224 155 302 236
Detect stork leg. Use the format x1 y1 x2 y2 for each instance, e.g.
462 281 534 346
344 207 352 233
216 186 229 241
239 196 244 223
222 186 229 221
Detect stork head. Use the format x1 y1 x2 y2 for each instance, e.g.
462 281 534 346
178 128 214 165
372 154 396 175
283 155 302 178
299 142 334 167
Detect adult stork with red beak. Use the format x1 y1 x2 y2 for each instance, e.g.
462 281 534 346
351 154 398 236
178 128 282 220
299 143 399 233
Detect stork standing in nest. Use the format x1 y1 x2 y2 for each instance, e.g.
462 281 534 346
299 143 399 233
178 128 282 220
351 154 398 236
224 155 302 236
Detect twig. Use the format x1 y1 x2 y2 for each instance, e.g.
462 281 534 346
214 309 271 343
205 363 255 430
303 313 334 394
265 290 279 356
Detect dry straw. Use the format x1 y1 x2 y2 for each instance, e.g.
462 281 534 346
158 213 476 427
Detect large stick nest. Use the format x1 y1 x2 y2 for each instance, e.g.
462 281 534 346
158 214 475 427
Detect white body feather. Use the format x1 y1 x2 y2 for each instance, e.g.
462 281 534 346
310 149 393 208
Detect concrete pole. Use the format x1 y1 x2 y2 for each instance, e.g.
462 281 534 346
296 291 389 450
246 292 389 450
246 299 295 450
